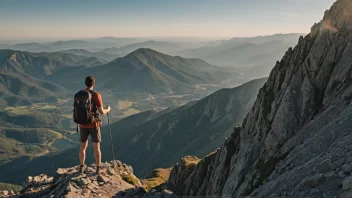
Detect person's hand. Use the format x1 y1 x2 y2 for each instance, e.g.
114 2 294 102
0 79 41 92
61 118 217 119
106 105 111 113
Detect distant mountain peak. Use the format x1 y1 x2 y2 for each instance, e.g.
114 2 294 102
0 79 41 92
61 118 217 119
127 48 167 57
121 48 173 65
131 47 158 54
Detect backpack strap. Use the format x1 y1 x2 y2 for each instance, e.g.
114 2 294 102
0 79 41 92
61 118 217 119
89 90 96 104
89 90 99 114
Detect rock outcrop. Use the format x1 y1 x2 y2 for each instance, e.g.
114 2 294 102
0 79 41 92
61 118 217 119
166 156 201 194
141 168 172 192
0 190 15 197
167 0 352 197
18 161 178 198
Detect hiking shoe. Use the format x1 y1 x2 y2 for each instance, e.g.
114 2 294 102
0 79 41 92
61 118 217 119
79 164 87 174
96 166 101 175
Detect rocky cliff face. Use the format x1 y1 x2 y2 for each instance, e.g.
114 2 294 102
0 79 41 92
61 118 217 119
166 156 201 194
167 0 352 197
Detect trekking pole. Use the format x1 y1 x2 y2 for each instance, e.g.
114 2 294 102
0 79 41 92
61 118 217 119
106 105 116 167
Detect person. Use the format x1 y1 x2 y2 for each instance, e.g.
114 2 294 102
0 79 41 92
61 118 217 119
78 76 111 175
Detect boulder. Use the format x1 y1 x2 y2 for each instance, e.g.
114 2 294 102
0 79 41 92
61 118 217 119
342 162 352 174
97 175 109 183
10 190 15 195
342 176 352 191
325 171 335 179
107 167 117 176
339 171 346 178
302 174 324 188
56 168 67 175
65 182 82 193
0 191 8 196
309 188 320 195
315 159 333 173
78 178 91 187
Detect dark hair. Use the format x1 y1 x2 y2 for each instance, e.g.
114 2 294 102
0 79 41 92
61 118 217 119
85 76 95 88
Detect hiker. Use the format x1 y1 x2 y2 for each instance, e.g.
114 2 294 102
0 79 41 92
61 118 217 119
73 76 111 175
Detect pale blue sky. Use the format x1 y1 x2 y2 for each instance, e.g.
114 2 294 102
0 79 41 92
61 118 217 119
0 0 336 39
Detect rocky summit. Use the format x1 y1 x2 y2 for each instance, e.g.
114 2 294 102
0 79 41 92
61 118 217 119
17 161 177 198
167 0 352 197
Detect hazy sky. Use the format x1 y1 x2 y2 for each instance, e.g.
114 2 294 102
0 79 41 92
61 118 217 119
0 0 336 39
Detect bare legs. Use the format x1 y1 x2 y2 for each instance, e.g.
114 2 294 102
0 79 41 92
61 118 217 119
79 141 88 165
93 142 101 167
79 141 101 168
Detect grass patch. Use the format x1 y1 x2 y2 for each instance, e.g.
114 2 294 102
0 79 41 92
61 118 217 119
183 156 201 167
5 103 57 113
61 114 73 119
1 127 62 144
0 137 48 162
121 174 140 186
31 103 57 110
0 182 22 193
117 100 134 110
2 109 70 129
5 106 32 115
57 98 71 104
0 127 63 163
142 168 172 191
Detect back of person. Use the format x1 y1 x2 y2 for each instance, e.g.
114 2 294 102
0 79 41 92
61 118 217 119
74 89 102 126
73 76 111 175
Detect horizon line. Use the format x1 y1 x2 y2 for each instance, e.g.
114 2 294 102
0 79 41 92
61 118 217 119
0 32 307 43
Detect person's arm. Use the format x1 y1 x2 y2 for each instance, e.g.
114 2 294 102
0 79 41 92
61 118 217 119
95 92 111 115
98 106 111 115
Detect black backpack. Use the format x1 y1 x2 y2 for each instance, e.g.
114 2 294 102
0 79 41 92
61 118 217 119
73 90 99 125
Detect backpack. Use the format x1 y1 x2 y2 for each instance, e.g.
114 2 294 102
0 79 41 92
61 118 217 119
73 90 99 125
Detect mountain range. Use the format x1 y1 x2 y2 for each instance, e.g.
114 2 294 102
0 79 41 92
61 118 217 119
0 72 66 106
177 33 302 59
0 78 266 185
0 34 305 84
51 48 226 94
58 49 116 62
0 50 87 78
0 47 234 97
1 38 142 53
0 49 88 105
177 34 302 79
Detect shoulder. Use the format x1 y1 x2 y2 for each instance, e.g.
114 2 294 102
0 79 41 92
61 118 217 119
92 91 102 100
92 91 101 97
